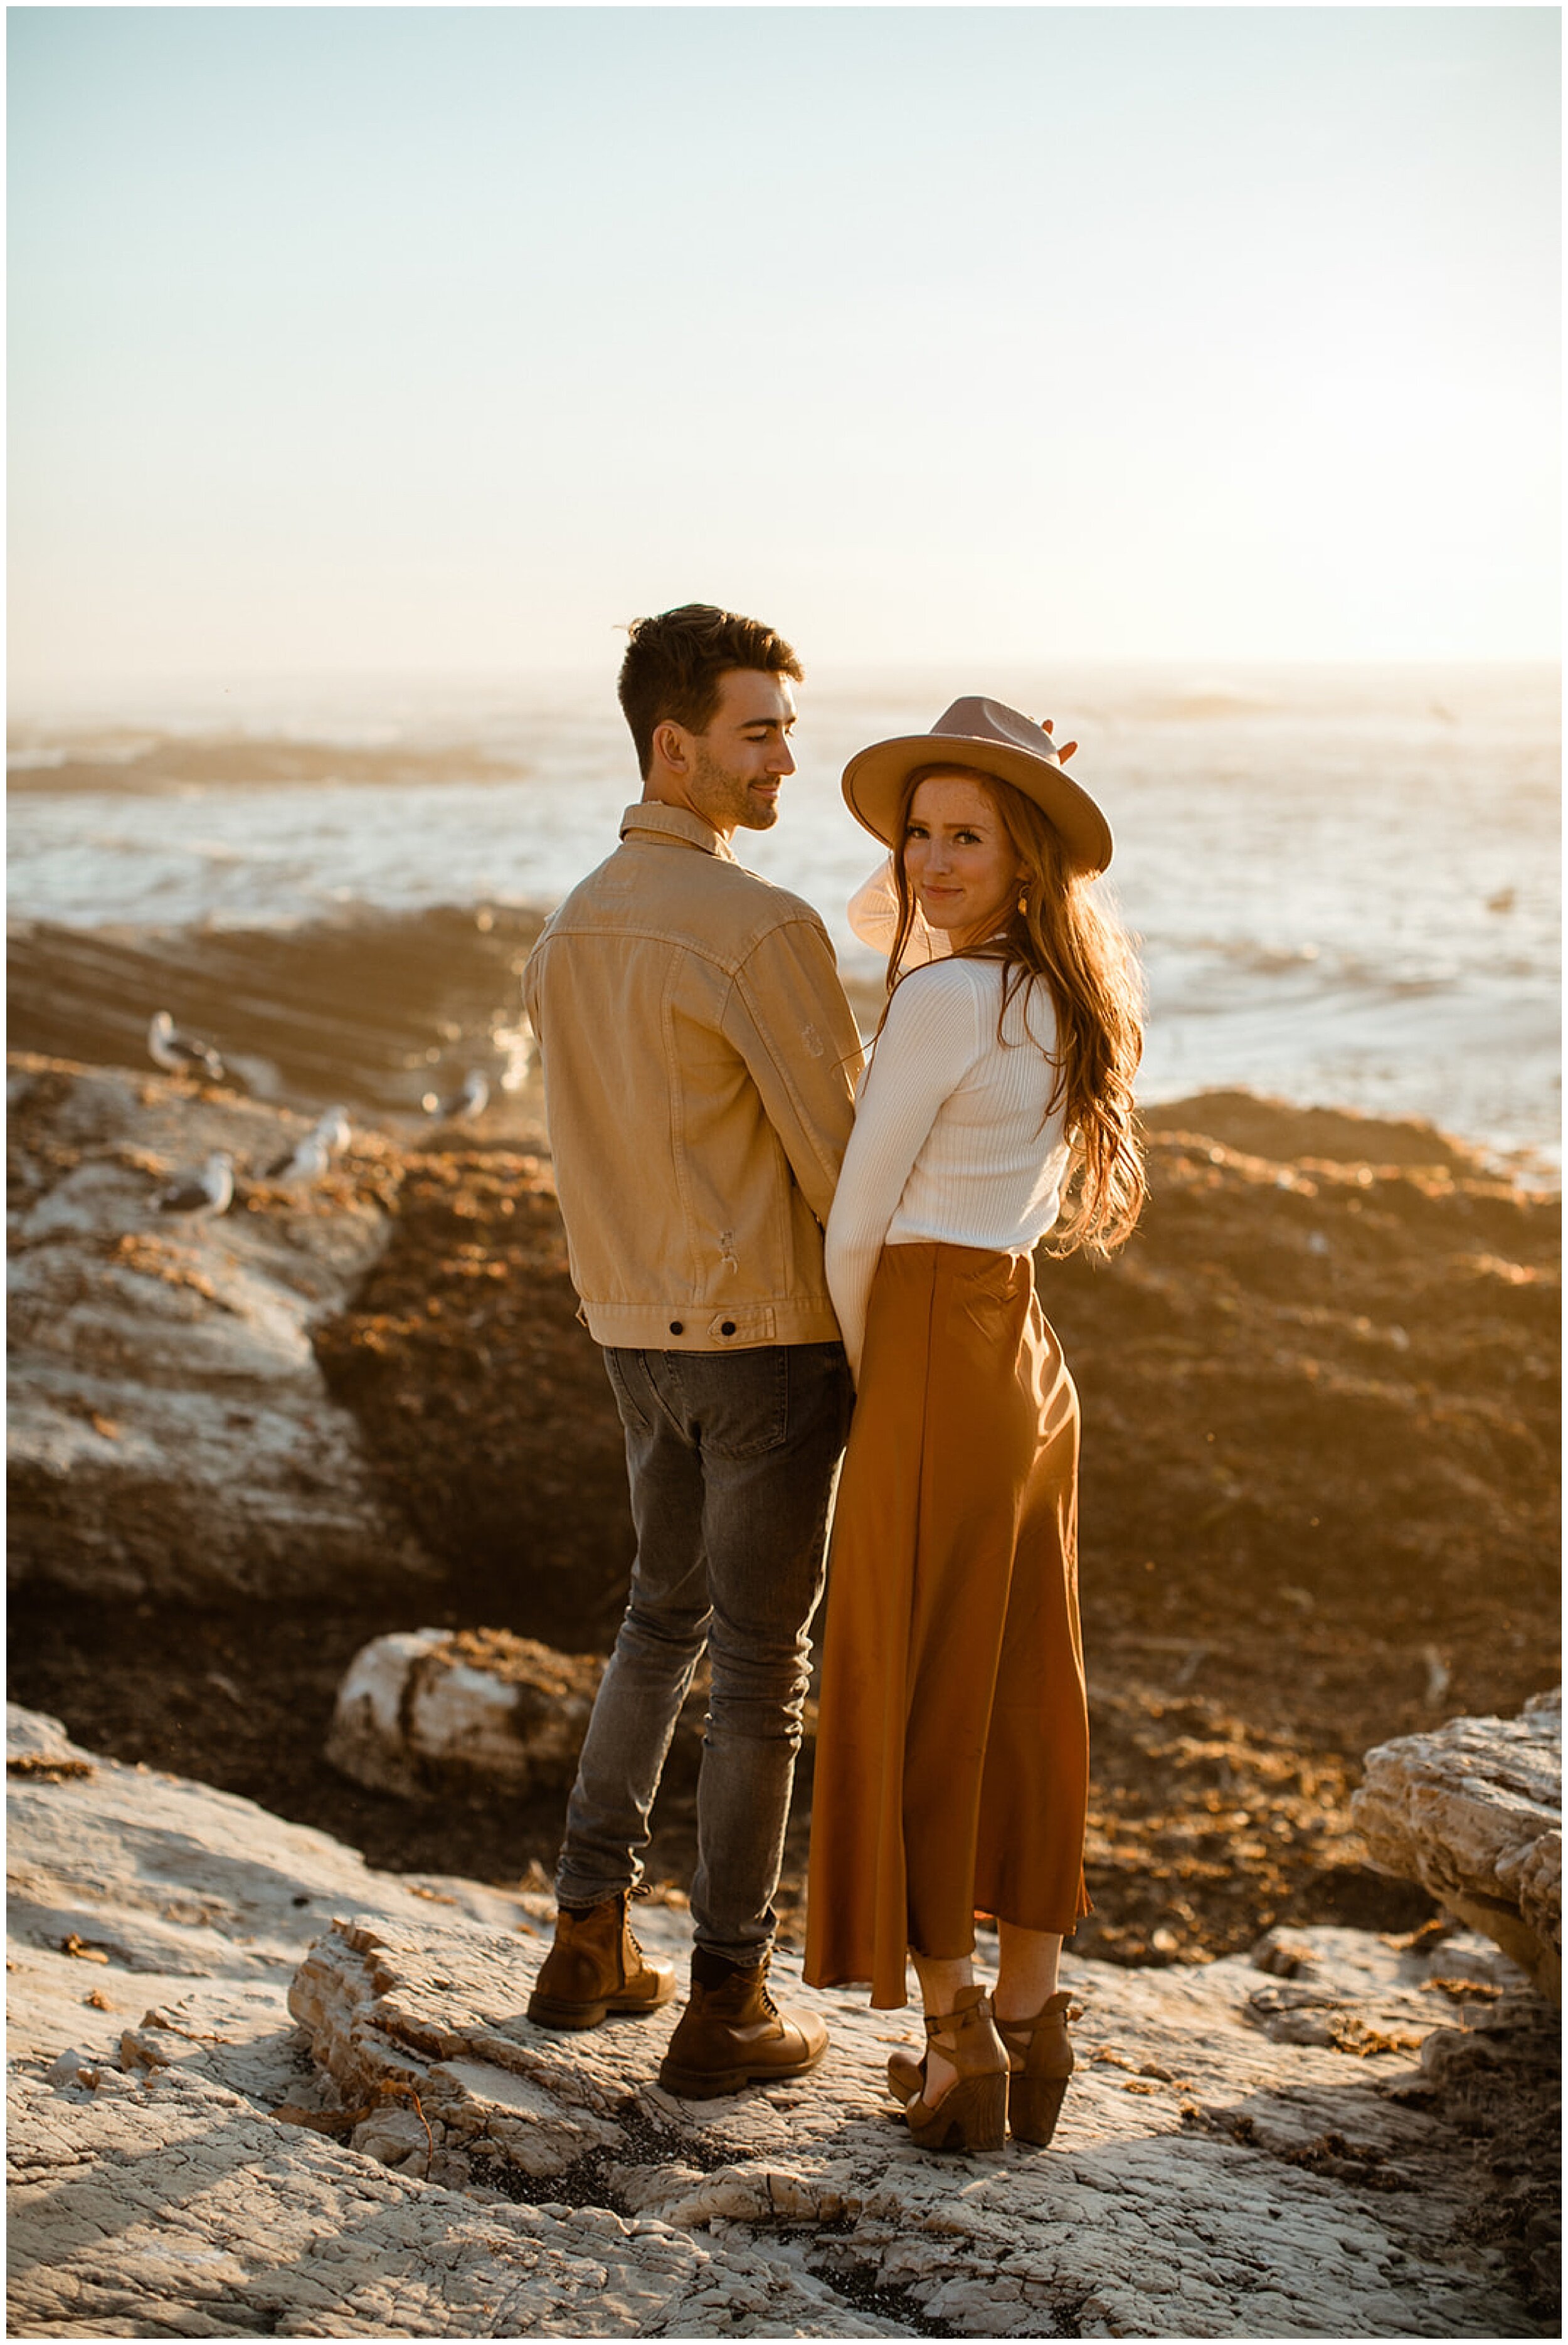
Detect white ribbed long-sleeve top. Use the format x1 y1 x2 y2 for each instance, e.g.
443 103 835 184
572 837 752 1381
825 864 1072 1380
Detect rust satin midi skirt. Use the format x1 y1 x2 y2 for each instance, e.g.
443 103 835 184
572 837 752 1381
803 1241 1091 2009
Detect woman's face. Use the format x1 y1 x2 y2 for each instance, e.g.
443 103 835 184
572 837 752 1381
903 770 1025 950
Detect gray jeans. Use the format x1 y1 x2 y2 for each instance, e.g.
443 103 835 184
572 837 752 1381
554 1341 853 1966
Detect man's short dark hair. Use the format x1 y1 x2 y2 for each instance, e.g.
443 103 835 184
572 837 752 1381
618 605 803 779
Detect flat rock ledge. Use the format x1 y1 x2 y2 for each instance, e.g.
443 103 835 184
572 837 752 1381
9 1704 1555 2338
1352 1687 1561 1999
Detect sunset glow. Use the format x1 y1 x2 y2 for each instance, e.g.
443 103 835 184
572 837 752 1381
8 6 1559 693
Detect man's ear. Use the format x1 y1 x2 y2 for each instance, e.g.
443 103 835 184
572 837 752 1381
653 719 689 774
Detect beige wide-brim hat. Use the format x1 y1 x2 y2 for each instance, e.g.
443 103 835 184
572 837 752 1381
841 695 1113 876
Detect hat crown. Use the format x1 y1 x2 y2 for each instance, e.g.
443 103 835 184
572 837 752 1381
840 692 1112 875
931 697 1063 773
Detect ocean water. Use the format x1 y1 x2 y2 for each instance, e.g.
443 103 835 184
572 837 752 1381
8 664 1560 1170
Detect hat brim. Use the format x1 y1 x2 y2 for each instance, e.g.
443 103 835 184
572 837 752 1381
842 733 1113 876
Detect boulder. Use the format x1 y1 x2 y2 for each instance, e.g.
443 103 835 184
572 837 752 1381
9 1703 1552 2338
325 1624 706 1801
7 1054 432 1599
326 1626 606 1799
1352 1688 1561 1998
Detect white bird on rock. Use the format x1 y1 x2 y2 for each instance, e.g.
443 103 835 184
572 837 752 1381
263 1128 333 1187
421 1070 489 1122
154 1150 234 1217
263 1106 351 1183
314 1106 352 1157
147 1010 225 1084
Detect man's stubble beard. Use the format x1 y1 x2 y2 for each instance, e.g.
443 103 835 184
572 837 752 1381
691 743 780 834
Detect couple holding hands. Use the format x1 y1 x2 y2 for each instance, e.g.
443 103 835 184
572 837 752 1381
522 603 1144 2155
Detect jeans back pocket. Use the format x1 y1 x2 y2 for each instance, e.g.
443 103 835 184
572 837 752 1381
660 1347 790 1459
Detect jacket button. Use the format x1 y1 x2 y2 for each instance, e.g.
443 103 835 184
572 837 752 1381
720 1321 736 1337
669 1321 684 1336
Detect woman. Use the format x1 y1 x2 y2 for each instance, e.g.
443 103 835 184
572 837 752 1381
804 696 1145 2155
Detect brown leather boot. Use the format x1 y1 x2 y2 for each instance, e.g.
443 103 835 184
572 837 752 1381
657 1952 828 2099
997 1990 1074 2146
526 1892 677 2031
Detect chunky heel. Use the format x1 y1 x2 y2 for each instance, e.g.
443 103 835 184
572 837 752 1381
1009 2071 1069 2147
997 1989 1074 2148
906 2065 1007 2152
901 1985 1009 2155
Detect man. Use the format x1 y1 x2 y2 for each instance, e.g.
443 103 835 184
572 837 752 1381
521 604 863 2097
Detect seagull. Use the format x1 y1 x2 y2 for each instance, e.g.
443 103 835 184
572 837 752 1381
263 1129 333 1187
147 1011 225 1084
421 1070 490 1121
314 1105 352 1157
263 1106 351 1182
154 1150 234 1218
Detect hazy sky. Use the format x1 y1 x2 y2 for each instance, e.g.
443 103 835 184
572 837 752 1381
8 5 1560 693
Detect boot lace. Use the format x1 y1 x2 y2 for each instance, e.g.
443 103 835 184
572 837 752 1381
729 1940 778 2014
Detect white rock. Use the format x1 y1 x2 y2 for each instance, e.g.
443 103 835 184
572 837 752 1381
325 1627 605 1799
5 1700 544 2058
42 2047 101 2090
1352 1687 1561 1997
9 2067 884 2339
7 1055 432 1600
1515 1826 1562 1954
351 2102 439 2169
9 1702 1547 2339
288 1905 1542 2336
6 1703 889 2337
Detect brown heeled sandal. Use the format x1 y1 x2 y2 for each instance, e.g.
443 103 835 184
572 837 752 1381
996 1989 1073 2146
900 1985 1009 2153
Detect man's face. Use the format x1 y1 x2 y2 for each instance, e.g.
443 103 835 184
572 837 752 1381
682 669 798 835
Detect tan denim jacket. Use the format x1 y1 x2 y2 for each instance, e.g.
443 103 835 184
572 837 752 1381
522 802 864 1351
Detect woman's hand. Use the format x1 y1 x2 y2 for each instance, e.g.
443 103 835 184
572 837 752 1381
1040 718 1079 763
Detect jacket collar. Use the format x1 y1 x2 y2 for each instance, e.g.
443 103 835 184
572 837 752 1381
620 802 736 862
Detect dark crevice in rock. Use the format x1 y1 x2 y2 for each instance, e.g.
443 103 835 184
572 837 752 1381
807 2264 957 2337
610 2098 735 2171
466 2104 732 2221
468 2151 635 2221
